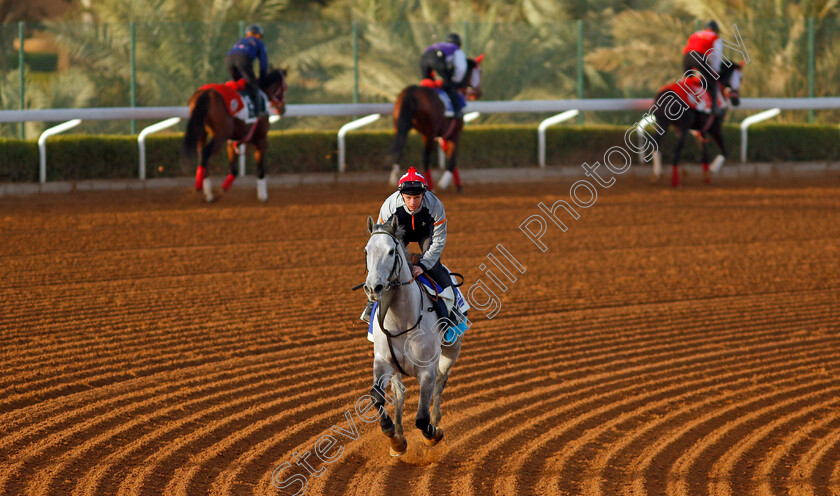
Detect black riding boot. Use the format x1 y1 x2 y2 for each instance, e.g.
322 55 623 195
245 85 260 116
445 86 462 118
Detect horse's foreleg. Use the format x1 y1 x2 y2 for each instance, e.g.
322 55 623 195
431 335 462 430
415 369 443 445
390 375 406 439
199 137 222 202
421 137 436 191
254 136 268 202
672 129 689 188
438 143 459 192
372 360 406 456
650 115 668 184
222 141 238 192
709 120 727 175
701 136 711 184
430 373 446 428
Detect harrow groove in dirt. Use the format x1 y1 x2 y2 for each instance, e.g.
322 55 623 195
1 178 839 496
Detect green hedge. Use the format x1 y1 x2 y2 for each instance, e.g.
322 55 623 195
1 123 838 182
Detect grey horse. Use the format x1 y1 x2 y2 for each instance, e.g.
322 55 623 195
363 215 464 456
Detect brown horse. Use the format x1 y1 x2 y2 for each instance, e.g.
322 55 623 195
182 69 287 202
386 55 484 192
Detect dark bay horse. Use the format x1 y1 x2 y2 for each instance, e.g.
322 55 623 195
386 55 484 192
182 69 287 202
650 62 743 187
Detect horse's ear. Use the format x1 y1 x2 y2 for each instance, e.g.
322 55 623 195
475 53 485 65
367 215 375 234
389 215 399 233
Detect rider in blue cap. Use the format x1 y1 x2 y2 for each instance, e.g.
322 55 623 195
226 24 270 115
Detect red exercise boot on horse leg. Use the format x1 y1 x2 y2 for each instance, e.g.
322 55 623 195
384 41 484 193
181 69 286 203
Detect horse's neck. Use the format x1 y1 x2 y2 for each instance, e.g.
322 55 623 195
386 247 421 326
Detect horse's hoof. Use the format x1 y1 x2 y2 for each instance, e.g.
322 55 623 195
389 435 407 456
649 174 660 184
423 427 444 446
703 171 712 184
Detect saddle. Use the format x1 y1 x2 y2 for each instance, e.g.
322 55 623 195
366 262 470 344
660 76 727 114
199 79 268 123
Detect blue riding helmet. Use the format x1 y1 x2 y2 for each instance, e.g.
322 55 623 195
704 20 720 33
246 24 263 36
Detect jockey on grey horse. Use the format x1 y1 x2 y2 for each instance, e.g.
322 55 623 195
361 167 453 324
363 211 463 456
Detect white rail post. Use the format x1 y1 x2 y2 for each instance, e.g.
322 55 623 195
438 111 480 168
38 119 82 184
137 117 180 180
537 110 579 167
337 113 380 173
238 144 247 177
741 108 781 163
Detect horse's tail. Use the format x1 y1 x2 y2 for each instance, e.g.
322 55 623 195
182 91 211 164
385 88 417 168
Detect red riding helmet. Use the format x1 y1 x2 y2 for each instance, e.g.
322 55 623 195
398 167 428 195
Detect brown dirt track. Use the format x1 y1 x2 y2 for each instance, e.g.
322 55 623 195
1 173 839 496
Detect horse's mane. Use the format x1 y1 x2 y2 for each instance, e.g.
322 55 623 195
262 68 286 86
373 222 407 245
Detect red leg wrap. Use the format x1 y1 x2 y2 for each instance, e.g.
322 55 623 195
452 167 462 188
195 165 206 191
222 174 235 191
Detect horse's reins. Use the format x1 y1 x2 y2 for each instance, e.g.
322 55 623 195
353 230 425 375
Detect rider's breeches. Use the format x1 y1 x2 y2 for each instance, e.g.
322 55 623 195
226 53 259 102
419 51 463 113
417 237 452 292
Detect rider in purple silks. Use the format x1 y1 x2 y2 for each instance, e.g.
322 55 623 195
420 33 468 118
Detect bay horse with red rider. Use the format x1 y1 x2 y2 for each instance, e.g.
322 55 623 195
385 55 484 192
182 68 287 202
649 61 743 187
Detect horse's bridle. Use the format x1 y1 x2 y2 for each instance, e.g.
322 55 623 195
361 230 426 375
265 76 287 112
368 231 418 291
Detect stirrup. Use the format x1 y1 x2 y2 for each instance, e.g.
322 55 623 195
361 302 373 323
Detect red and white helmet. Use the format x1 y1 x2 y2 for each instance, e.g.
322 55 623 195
397 167 428 194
